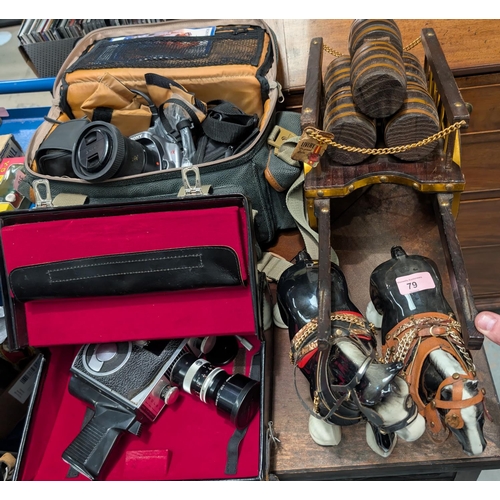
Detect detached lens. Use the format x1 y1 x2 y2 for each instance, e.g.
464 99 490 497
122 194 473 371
188 336 239 366
170 352 259 429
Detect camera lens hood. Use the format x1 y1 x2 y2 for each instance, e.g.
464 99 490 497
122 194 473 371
204 336 239 366
36 118 90 177
72 121 126 181
216 374 260 429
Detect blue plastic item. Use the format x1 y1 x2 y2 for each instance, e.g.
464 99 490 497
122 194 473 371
0 78 55 95
0 78 55 153
0 106 51 152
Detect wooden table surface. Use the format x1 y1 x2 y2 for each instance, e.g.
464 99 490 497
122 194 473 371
270 327 500 480
264 20 500 92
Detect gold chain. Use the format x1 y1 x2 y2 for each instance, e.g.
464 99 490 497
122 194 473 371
323 44 346 57
322 37 422 59
385 326 418 364
384 315 476 373
305 121 466 156
403 36 422 51
448 329 476 373
290 313 374 364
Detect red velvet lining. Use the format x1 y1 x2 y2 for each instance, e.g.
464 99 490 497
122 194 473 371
2 206 256 346
23 287 255 346
19 339 262 481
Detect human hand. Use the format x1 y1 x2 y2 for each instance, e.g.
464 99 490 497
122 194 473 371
475 311 500 345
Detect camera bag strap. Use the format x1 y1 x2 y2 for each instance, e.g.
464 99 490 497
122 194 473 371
257 171 339 283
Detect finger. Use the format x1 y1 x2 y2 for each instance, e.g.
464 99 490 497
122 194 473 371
475 312 500 345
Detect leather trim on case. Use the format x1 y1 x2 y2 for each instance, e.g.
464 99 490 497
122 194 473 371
9 246 243 301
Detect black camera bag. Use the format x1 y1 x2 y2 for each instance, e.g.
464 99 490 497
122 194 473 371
20 20 303 247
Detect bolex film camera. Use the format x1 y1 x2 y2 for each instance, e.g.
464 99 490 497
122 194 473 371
63 337 260 480
62 339 187 480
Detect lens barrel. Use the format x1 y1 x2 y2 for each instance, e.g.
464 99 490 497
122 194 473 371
170 352 260 429
72 121 158 181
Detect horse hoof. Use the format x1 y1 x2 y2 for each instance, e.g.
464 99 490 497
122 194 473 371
308 415 342 446
365 301 383 328
396 413 426 442
272 303 288 329
365 422 397 458
262 294 273 331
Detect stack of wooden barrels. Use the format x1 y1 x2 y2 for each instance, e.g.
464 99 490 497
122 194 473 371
323 19 441 165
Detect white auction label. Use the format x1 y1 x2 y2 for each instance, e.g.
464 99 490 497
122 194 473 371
8 361 38 404
396 272 435 295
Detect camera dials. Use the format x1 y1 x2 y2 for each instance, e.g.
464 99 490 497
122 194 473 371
71 339 187 420
82 342 132 376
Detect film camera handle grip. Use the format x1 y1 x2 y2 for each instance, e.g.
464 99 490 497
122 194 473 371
62 376 139 481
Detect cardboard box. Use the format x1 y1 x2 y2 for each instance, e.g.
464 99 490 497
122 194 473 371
0 136 23 162
0 354 42 440
0 157 30 212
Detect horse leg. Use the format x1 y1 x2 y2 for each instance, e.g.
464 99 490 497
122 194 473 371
365 300 383 328
365 422 397 458
308 415 342 446
395 413 426 442
272 303 288 329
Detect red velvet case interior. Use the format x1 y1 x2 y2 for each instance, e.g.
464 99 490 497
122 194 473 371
3 200 263 481
18 338 262 481
1 205 256 346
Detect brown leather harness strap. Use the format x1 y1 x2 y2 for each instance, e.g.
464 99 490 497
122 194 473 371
382 312 485 440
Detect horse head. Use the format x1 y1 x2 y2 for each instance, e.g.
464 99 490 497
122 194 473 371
331 336 402 406
422 348 486 456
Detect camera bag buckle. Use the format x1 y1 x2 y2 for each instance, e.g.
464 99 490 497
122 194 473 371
178 165 212 197
267 125 298 155
33 179 54 208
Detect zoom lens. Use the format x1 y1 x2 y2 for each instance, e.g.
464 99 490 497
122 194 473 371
170 352 260 429
72 121 160 181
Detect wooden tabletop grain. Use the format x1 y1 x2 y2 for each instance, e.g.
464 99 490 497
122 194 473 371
264 20 500 92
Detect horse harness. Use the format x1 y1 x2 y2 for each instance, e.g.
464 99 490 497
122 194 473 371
382 312 486 439
289 311 415 431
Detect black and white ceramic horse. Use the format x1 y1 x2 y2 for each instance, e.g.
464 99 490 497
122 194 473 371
367 245 487 456
276 251 425 457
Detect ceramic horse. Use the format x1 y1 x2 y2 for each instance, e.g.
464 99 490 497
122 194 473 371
276 251 425 457
367 245 487 456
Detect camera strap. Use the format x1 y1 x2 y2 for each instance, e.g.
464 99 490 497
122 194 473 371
202 100 259 144
158 97 205 139
225 347 261 475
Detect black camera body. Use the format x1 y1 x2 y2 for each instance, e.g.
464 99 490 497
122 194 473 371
62 339 186 480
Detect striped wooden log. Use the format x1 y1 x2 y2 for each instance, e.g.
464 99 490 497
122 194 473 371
403 51 428 89
323 87 377 165
324 55 351 102
384 82 441 161
351 40 407 118
348 19 403 57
